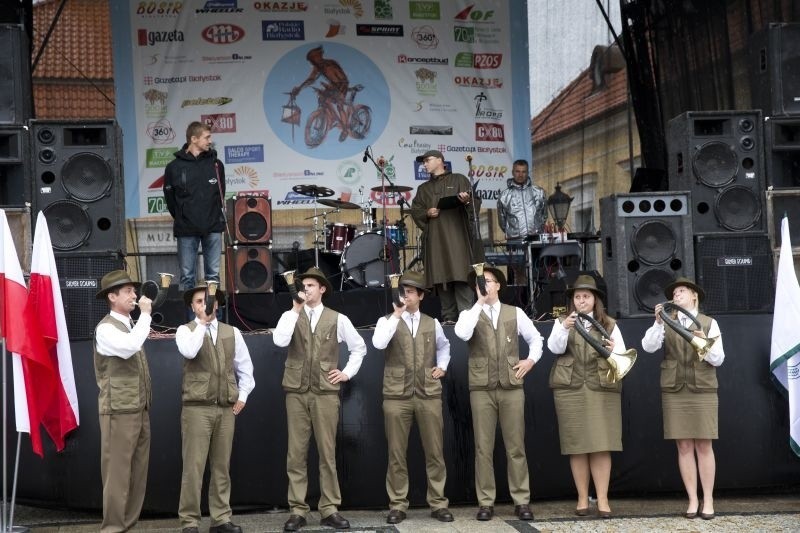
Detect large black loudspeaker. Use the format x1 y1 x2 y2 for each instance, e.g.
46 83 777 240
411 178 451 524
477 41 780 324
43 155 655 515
765 189 800 250
227 245 272 294
30 120 125 254
667 110 766 233
0 24 32 125
749 23 800 117
0 125 28 206
226 193 272 244
764 116 800 189
694 233 774 314
600 192 694 318
55 254 125 340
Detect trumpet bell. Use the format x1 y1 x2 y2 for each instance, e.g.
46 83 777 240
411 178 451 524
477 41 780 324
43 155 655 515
607 349 637 383
691 335 717 360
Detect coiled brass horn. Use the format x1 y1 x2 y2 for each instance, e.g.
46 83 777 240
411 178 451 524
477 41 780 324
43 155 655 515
574 312 637 383
658 301 717 360
282 270 305 304
471 262 487 296
140 272 173 309
387 273 404 307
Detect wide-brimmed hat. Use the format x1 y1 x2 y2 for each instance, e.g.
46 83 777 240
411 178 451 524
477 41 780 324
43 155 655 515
399 271 429 293
95 270 140 299
467 264 507 292
663 276 705 303
183 281 226 307
298 266 333 296
415 149 444 163
565 274 605 300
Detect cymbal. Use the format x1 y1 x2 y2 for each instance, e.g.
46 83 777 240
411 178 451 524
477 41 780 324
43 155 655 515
371 184 413 193
318 198 361 210
292 184 335 198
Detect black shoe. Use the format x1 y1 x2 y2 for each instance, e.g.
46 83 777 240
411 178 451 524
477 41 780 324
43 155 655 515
284 514 307 531
515 504 534 521
182 528 199 533
700 511 715 520
476 506 493 521
431 508 454 522
210 522 242 533
386 509 406 524
320 512 350 529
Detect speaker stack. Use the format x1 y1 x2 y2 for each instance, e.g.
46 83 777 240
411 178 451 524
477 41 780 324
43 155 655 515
226 192 273 294
30 119 126 339
0 24 31 209
600 192 694 317
751 22 800 277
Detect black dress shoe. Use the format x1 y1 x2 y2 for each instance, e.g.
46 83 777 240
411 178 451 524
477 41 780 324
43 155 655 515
284 514 307 531
700 511 715 520
209 522 242 533
430 508 454 522
320 512 350 529
475 506 494 521
386 509 406 524
515 504 534 521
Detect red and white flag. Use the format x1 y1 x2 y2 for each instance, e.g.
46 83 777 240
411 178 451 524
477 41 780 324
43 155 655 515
14 213 79 456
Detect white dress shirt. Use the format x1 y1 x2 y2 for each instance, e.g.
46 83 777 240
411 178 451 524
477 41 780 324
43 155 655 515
641 308 725 367
175 318 256 403
454 301 543 363
273 303 367 379
371 311 451 370
547 312 627 356
95 310 152 359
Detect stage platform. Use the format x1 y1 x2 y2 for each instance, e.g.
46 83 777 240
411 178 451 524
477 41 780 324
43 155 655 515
10 314 799 514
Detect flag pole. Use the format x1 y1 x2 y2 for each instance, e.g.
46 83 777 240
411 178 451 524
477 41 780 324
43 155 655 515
9 433 28 532
2 338 8 533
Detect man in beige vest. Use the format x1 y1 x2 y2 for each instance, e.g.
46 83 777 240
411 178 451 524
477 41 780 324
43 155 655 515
371 271 454 524
454 265 542 522
93 270 153 533
273 267 367 531
175 283 255 533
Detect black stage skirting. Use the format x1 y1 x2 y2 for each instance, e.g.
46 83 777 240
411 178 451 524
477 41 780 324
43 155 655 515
10 314 800 514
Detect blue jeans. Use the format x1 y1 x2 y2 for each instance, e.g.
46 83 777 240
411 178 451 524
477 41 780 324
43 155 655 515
177 233 222 290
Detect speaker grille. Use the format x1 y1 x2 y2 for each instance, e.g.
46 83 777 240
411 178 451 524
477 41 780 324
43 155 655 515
62 153 113 202
632 268 675 313
630 220 678 265
692 141 737 187
714 185 761 231
44 200 91 251
228 246 272 293
238 211 269 242
695 233 774 314
56 254 125 340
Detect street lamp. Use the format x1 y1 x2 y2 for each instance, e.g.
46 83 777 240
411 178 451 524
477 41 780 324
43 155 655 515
547 183 573 233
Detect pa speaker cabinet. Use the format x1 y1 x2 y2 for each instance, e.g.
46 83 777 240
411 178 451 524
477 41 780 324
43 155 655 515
694 233 774 314
0 25 32 125
227 245 272 294
30 120 125 254
766 188 800 250
749 23 800 117
55 253 125 340
226 193 272 244
764 116 800 189
0 125 29 206
600 192 694 318
667 110 766 233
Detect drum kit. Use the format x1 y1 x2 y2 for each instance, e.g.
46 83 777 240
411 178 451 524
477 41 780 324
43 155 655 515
291 183 417 288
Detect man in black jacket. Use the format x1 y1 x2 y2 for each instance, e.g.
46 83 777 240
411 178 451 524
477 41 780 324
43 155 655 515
163 122 226 296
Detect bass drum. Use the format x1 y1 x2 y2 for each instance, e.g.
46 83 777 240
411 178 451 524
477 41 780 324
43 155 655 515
341 231 399 287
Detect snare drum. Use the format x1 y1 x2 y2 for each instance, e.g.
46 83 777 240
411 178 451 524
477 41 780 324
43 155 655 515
385 225 407 247
325 223 355 254
341 231 400 287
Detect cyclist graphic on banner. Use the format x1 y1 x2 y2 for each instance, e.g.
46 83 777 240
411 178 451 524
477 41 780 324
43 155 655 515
287 45 372 147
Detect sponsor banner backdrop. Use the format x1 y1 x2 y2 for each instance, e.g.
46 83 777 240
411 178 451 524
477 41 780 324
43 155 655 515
111 0 530 215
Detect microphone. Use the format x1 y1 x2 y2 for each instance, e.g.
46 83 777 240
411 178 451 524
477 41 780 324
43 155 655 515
362 146 370 163
292 240 300 251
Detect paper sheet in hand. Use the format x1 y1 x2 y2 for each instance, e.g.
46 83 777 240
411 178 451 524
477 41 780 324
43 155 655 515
436 196 463 210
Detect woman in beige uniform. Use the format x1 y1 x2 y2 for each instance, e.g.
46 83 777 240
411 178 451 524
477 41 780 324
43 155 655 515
546 275 626 518
641 278 725 520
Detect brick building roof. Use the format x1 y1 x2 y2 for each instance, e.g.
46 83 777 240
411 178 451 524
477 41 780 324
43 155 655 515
31 0 115 119
531 67 628 145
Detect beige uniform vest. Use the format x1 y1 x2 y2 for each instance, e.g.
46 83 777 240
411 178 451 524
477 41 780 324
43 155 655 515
282 308 341 394
466 304 523 391
548 316 621 393
182 321 239 405
382 313 441 399
93 315 152 414
661 312 717 393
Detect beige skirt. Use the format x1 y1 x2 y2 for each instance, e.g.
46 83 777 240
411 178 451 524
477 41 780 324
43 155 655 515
554 385 622 455
662 387 718 440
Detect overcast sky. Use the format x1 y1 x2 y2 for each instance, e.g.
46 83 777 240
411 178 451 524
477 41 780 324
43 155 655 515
527 0 622 116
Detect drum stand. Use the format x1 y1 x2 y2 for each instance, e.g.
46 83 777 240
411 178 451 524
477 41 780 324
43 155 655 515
363 149 401 284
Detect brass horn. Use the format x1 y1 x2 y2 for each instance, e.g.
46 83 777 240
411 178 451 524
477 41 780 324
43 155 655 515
658 301 717 360
204 280 219 317
471 262 487 296
574 312 637 383
282 270 305 304
140 272 173 309
387 273 403 307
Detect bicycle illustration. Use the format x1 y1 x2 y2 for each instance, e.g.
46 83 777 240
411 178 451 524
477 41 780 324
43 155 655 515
283 85 372 148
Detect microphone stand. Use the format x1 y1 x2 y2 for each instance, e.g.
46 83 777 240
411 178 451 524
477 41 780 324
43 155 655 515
465 155 482 265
